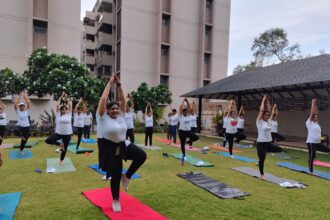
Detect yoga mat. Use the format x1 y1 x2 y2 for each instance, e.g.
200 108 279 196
13 141 38 148
178 172 249 199
82 187 167 220
214 152 257 163
67 144 94 154
9 150 32 160
0 143 14 148
88 164 141 179
155 138 181 145
232 167 306 188
46 157 76 173
0 192 22 220
171 143 200 151
237 144 253 149
137 144 162 150
314 160 330 168
81 138 97 144
209 145 242 153
170 153 214 167
277 162 330 180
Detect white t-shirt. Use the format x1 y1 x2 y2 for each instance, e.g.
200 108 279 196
16 110 30 127
237 117 244 129
170 114 179 126
270 120 278 133
223 117 228 129
179 115 191 131
124 110 134 129
145 116 153 127
55 112 73 135
190 115 197 128
73 113 84 128
306 119 321 144
96 112 127 143
256 120 272 142
83 113 93 126
226 117 238 134
0 112 7 126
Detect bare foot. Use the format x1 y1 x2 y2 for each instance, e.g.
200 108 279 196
310 172 316 176
19 150 24 155
260 175 265 179
121 174 130 192
21 137 26 142
59 160 64 166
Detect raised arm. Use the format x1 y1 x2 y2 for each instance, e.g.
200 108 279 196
230 100 237 114
270 104 277 120
145 103 149 116
257 95 267 121
98 76 114 117
14 95 20 110
0 100 6 111
238 106 244 117
114 75 126 113
23 93 31 110
149 103 153 115
74 97 83 113
66 94 72 112
309 99 318 120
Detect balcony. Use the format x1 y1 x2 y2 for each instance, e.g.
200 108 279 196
97 13 113 31
95 0 113 13
97 32 113 49
86 55 95 65
85 40 96 49
85 25 96 35
96 53 112 68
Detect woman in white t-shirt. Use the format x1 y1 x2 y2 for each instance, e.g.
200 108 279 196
124 94 135 143
306 99 330 175
169 109 179 144
270 104 285 143
0 100 7 147
73 98 84 150
178 98 199 165
256 95 282 178
220 104 230 147
45 92 73 165
166 111 172 143
14 93 31 155
190 101 198 133
83 106 93 140
144 102 154 147
97 74 146 213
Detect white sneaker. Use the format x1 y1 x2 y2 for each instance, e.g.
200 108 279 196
55 148 61 153
102 175 111 180
112 200 121 212
230 155 235 159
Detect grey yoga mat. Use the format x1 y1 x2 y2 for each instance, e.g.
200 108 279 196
177 172 249 199
232 167 305 188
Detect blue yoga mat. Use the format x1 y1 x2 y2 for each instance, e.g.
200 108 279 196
9 150 32 160
214 152 257 163
0 192 22 220
81 138 97 144
277 162 330 180
87 164 141 179
238 144 253 149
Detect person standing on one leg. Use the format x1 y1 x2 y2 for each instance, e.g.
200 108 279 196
124 93 135 143
144 102 154 147
237 106 245 134
270 104 285 143
97 74 146 213
83 104 93 140
73 98 84 150
0 100 7 147
189 101 198 148
306 99 330 175
220 104 230 147
256 95 283 179
169 109 179 144
14 93 31 155
166 111 172 143
45 93 72 166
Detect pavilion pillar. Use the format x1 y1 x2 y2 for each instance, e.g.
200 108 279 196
237 94 242 110
197 96 203 133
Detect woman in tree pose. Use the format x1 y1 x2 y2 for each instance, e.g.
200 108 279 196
83 103 93 140
14 93 31 155
270 104 285 143
0 100 7 147
97 74 146 212
256 95 283 178
306 99 330 175
73 98 84 149
144 102 154 147
178 98 199 165
45 92 72 165
237 106 245 133
124 93 135 143
220 103 230 147
169 108 179 144
166 111 172 143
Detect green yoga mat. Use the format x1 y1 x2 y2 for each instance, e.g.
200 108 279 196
13 141 38 148
67 144 94 154
46 157 76 173
170 153 214 167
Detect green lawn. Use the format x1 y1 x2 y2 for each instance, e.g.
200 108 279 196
1 133 330 220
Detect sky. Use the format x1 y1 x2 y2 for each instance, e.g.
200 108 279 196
81 0 330 75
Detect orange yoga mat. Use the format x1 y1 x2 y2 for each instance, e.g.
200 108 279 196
209 145 242 153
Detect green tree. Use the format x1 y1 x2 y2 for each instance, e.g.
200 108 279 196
0 68 26 97
233 61 258 74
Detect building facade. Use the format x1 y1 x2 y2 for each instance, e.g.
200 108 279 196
0 0 81 123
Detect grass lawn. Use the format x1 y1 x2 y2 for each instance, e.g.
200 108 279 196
1 133 330 220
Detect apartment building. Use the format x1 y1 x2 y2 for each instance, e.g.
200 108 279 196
0 0 81 122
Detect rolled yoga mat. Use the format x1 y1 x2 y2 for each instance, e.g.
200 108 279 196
67 144 94 154
13 141 38 148
88 164 141 179
213 152 257 163
9 150 32 160
82 187 167 220
178 172 249 199
277 162 330 180
0 192 22 220
232 167 306 188
170 153 214 167
46 157 76 173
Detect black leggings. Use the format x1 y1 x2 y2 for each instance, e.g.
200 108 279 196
167 126 170 140
126 128 135 143
307 143 330 172
145 127 153 146
76 127 84 149
45 133 71 161
98 138 146 200
257 142 283 175
169 125 177 143
84 125 91 139
191 127 197 133
0 125 5 145
226 131 247 155
271 132 285 143
14 126 30 151
178 130 199 156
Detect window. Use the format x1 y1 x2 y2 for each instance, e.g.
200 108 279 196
160 75 169 87
33 20 48 34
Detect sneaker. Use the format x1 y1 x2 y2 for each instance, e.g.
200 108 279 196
55 148 62 153
19 150 24 155
230 155 235 159
121 174 130 192
112 200 121 212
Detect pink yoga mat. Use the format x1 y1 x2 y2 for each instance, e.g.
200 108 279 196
155 138 181 145
314 160 330 168
82 188 167 220
171 143 200 151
